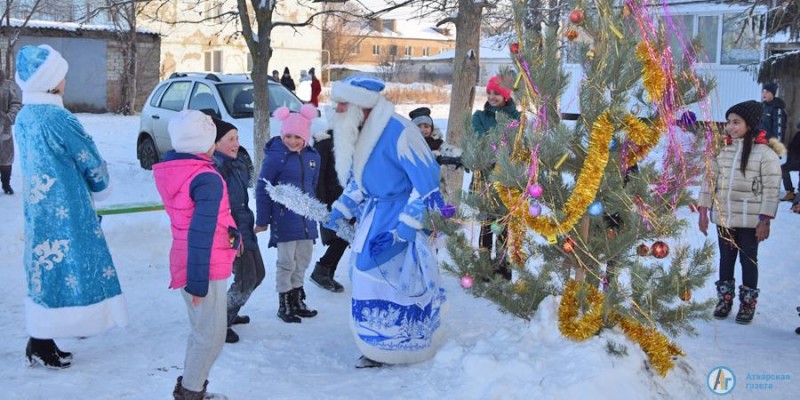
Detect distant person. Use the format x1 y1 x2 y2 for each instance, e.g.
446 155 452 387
153 110 238 399
780 122 800 202
310 128 346 293
409 107 463 198
310 68 322 107
271 70 280 82
470 75 520 281
14 44 128 369
299 70 310 83
760 82 787 142
0 68 21 194
211 117 265 344
698 100 781 325
281 67 296 93
255 104 320 323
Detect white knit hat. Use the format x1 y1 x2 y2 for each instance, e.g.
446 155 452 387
168 110 216 154
330 75 385 109
15 45 69 94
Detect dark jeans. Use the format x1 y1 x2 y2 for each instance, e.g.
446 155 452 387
781 157 800 192
227 247 266 326
318 235 349 273
717 226 759 288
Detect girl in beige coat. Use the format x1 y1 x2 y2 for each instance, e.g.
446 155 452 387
698 100 782 324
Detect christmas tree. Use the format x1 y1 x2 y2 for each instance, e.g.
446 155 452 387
434 0 719 376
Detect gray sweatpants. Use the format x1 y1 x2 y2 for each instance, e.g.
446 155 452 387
275 240 313 293
180 279 227 392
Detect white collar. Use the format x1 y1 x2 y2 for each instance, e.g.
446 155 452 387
22 92 64 107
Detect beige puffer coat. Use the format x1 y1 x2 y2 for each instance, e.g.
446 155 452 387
698 138 781 228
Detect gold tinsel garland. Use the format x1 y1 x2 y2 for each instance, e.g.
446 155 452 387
557 280 605 340
495 111 615 238
558 279 685 376
636 42 666 102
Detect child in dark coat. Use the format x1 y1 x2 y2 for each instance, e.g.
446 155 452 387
255 104 321 323
212 118 265 343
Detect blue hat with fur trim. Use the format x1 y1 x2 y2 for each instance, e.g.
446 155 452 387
15 45 69 94
330 75 385 109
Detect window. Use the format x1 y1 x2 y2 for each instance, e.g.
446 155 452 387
440 48 446 54
696 15 719 63
204 50 223 72
351 44 360 55
721 14 762 65
372 45 381 55
187 83 219 116
405 46 412 56
422 47 430 56
667 15 694 64
158 81 192 111
149 83 169 107
205 1 223 19
389 45 398 56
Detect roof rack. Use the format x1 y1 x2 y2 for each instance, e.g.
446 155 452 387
168 72 222 82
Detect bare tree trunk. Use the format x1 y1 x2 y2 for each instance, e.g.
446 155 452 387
443 0 483 204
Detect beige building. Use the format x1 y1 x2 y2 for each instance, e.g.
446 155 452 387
138 0 323 80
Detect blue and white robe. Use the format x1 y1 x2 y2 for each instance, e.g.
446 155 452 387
327 98 446 364
14 92 127 338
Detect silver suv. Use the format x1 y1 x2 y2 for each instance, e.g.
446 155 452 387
137 72 320 169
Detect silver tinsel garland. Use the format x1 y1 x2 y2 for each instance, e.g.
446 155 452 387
261 179 354 242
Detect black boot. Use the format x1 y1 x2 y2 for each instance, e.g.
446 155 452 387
355 355 385 369
735 285 759 324
231 315 250 325
292 287 318 318
46 339 72 361
310 262 338 292
329 265 345 292
26 337 71 369
277 291 301 323
225 327 240 343
713 279 735 319
0 165 12 195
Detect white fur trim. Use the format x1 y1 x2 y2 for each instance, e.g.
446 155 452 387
398 125 436 166
25 294 128 338
331 81 381 109
21 92 64 107
313 130 331 142
352 98 395 188
15 45 69 94
399 213 423 229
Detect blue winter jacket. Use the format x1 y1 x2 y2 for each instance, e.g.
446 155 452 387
255 137 320 247
214 151 258 251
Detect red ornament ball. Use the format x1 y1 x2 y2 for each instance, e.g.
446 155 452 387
563 237 576 254
460 274 474 289
636 244 649 257
510 42 520 54
651 241 670 259
680 289 692 302
565 29 579 41
569 9 585 25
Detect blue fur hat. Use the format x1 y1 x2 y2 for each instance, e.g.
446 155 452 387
330 75 385 108
15 45 69 94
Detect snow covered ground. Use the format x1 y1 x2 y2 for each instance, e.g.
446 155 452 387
0 113 797 399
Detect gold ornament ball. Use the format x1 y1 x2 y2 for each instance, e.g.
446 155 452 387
636 244 649 257
565 29 579 41
563 237 576 254
586 49 596 60
680 289 692 302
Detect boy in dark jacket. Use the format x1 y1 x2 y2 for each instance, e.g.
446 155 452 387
212 118 265 343
310 129 347 293
760 82 787 142
255 104 320 323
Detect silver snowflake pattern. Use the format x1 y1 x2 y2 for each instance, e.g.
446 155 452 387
55 206 69 219
65 274 79 291
103 266 116 279
88 163 108 183
77 150 91 162
28 174 56 205
94 225 104 238
32 239 70 271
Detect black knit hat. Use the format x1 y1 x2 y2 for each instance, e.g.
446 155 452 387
763 82 778 96
211 117 237 143
725 100 763 131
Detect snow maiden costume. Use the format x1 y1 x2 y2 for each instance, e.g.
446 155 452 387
13 45 127 367
325 76 447 365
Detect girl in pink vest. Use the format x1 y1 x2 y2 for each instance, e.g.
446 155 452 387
153 110 239 400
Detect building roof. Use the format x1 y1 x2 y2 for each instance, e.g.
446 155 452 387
4 18 158 35
410 34 511 61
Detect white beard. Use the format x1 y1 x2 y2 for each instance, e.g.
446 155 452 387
330 102 365 187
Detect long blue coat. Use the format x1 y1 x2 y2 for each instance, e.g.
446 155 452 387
325 98 446 364
14 97 127 338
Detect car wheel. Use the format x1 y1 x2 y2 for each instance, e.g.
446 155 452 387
138 136 159 170
238 147 255 187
